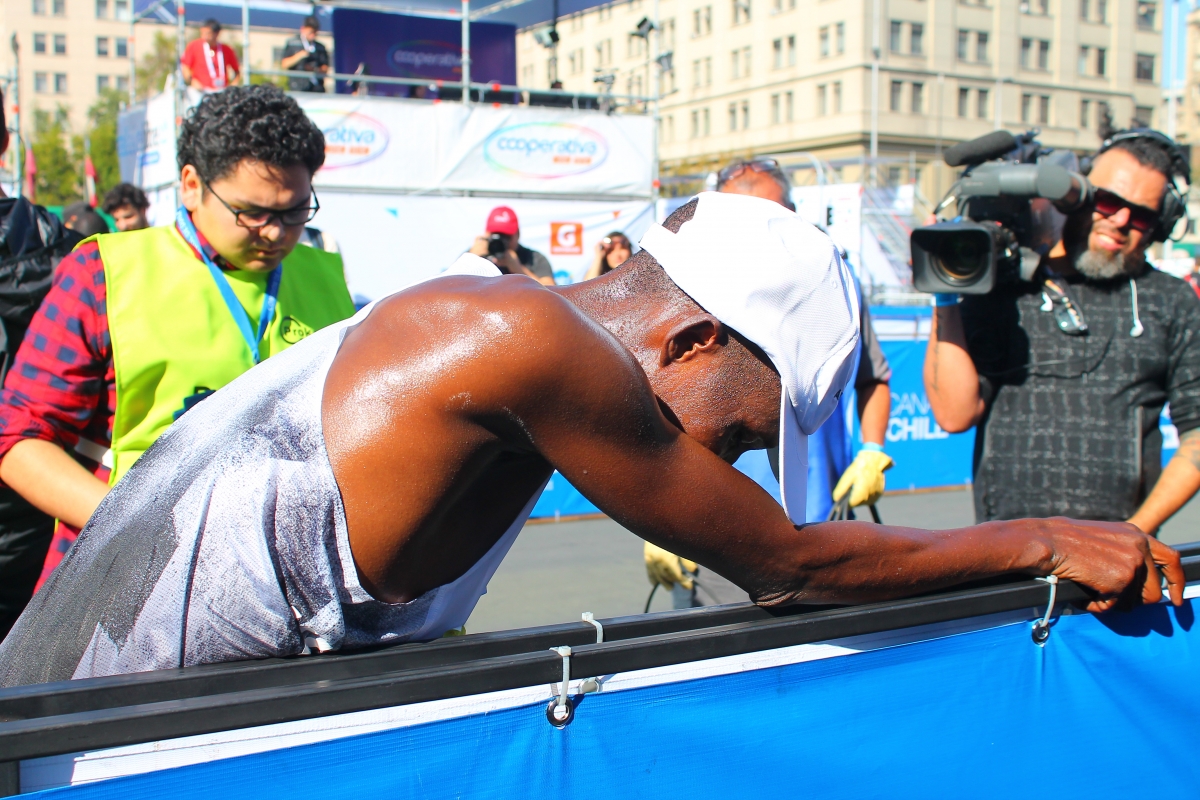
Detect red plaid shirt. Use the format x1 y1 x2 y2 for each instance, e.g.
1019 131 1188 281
0 220 226 581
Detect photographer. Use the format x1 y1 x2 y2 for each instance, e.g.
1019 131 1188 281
280 16 330 93
924 127 1200 532
584 231 632 279
468 206 555 286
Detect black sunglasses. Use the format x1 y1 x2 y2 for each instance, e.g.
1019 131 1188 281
1092 188 1159 234
718 158 782 187
205 183 320 229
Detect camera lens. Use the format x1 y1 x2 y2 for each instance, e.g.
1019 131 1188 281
930 232 990 286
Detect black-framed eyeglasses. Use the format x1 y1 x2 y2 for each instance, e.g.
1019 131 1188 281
1092 188 1159 234
717 158 782 187
205 183 320 229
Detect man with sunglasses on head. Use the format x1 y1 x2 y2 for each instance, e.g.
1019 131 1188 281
925 124 1200 533
0 85 354 586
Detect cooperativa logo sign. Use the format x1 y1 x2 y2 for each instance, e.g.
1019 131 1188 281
305 109 390 169
387 40 462 80
483 122 608 179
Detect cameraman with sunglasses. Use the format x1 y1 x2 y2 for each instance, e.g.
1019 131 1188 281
0 85 354 595
925 125 1200 534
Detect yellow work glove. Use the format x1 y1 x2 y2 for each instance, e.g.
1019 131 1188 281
643 541 697 591
832 448 894 508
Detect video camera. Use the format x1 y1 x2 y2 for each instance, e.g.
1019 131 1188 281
910 130 1092 294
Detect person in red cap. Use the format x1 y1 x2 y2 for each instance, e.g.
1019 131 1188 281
469 206 555 286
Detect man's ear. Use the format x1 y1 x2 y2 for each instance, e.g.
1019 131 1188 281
661 314 723 367
179 164 203 212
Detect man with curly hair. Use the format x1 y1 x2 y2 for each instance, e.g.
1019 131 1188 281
0 85 354 599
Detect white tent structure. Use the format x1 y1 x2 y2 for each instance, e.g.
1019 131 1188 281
132 88 656 301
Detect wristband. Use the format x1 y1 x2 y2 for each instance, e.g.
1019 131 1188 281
933 293 961 307
861 442 884 453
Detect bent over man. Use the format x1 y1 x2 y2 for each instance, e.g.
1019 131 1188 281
0 193 1181 685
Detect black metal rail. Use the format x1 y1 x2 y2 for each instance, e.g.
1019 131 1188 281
0 541 1195 766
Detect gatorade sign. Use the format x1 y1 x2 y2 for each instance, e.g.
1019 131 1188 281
550 222 584 255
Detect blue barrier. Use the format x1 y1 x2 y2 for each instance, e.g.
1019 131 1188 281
29 597 1200 798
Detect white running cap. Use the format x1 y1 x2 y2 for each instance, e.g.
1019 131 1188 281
638 192 860 524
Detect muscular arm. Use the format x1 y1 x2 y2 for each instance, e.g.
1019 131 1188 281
924 305 986 433
0 440 108 529
1128 429 1200 535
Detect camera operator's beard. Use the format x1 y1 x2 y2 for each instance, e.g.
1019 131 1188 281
1073 246 1139 280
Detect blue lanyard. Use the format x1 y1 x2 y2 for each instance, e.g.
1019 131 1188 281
175 207 282 364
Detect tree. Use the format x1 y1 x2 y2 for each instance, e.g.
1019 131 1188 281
73 89 124 198
136 31 178 100
30 107 79 206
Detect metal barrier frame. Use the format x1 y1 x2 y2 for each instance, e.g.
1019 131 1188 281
0 539 1195 784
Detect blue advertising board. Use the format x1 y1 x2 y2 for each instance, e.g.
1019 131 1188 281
331 9 516 96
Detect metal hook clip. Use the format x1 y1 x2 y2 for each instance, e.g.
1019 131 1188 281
1032 575 1058 646
546 646 575 728
578 613 605 696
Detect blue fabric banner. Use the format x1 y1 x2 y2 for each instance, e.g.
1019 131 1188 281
31 599 1200 798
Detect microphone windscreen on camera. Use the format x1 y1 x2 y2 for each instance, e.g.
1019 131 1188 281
944 131 1017 167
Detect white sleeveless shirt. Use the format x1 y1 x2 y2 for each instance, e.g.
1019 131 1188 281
0 256 537 685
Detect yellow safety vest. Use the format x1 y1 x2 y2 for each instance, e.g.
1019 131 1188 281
95 225 355 483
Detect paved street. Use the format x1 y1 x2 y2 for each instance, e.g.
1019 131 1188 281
465 488 1200 633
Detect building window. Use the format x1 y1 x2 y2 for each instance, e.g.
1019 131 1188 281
52 0 65 14
1038 94 1049 123
1098 100 1110 123
663 18 675 47
741 100 749 129
704 56 712 85
729 102 738 131
771 93 780 123
957 30 969 60
733 0 751 25
54 35 66 55
1020 38 1032 68
836 22 844 53
887 166 902 185
702 108 710 135
1135 53 1154 82
54 73 67 93
691 110 699 137
731 46 751 78
890 80 902 112
772 38 782 68
1137 2 1156 30
890 20 902 52
113 0 128 17
958 87 970 117
1134 106 1154 126
976 32 988 62
1096 0 1106 22
1080 0 1089 19
33 34 47 54
832 81 842 112
785 90 793 121
116 74 129 92
911 23 923 55
34 72 48 93
1021 93 1031 122
787 35 795 66
95 0 106 16
116 37 128 57
911 82 923 113
627 34 645 59
97 75 110 92
598 2 613 21
97 36 109 57
819 26 830 58
1038 40 1049 70
977 88 989 118
1078 45 1090 74
1080 99 1090 128
1096 47 1106 76
817 83 827 115
692 6 712 36
595 39 611 66
33 0 46 14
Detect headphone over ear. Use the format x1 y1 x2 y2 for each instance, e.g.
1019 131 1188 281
1085 128 1190 243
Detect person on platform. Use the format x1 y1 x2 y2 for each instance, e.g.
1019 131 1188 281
584 231 633 279
645 158 895 607
924 125 1200 532
0 192 1181 686
61 202 110 238
0 84 354 595
180 19 240 92
0 91 84 641
102 183 151 232
280 16 330 93
468 206 556 286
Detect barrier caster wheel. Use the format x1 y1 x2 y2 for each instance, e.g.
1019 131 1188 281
546 698 575 729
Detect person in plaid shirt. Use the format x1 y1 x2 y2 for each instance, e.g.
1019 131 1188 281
0 85 354 618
